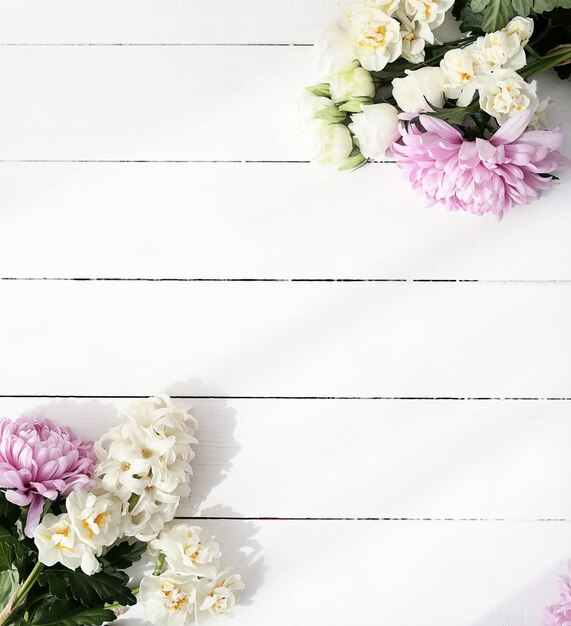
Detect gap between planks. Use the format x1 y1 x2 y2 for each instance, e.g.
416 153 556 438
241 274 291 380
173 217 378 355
1 278 571 284
1 395 571 400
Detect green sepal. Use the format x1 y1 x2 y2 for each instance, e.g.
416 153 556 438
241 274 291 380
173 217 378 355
339 97 374 113
314 105 347 124
305 83 331 98
338 149 367 171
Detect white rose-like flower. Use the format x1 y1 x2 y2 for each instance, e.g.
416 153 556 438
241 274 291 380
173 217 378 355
400 18 434 64
471 31 526 74
503 16 534 46
392 67 445 112
441 47 476 100
316 23 357 78
349 103 400 160
298 93 334 131
404 0 454 27
346 5 402 71
140 571 197 626
66 488 122 554
197 568 245 620
34 513 100 575
312 123 354 166
330 66 375 103
152 523 222 580
478 69 539 124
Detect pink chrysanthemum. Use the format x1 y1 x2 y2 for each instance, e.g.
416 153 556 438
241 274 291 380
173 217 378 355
392 109 568 218
544 574 571 626
0 416 95 536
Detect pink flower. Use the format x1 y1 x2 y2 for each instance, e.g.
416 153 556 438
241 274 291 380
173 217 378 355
544 573 571 626
0 416 95 537
392 109 569 218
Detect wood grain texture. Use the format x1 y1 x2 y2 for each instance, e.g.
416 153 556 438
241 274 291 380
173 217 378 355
1 397 571 519
0 47 568 161
0 0 352 44
0 280 570 398
114 519 571 626
1 162 571 280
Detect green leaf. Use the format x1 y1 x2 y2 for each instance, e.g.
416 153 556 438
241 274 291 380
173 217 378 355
0 493 21 526
0 522 25 572
100 539 147 571
28 598 116 626
478 0 514 30
453 0 485 33
533 0 571 12
511 0 534 15
305 83 331 98
471 0 490 11
0 567 19 609
38 567 136 608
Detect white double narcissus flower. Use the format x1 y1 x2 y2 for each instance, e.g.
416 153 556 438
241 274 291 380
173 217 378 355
503 16 534 46
476 69 539 125
330 66 375 103
349 103 400 160
140 571 197 626
399 17 434 64
34 513 100 575
403 0 454 27
365 0 400 14
197 568 245 620
346 5 402 71
392 67 445 112
441 48 476 100
152 523 222 580
471 31 526 74
66 487 122 554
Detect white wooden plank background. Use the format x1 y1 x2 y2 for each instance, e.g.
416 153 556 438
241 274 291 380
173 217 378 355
0 1 570 624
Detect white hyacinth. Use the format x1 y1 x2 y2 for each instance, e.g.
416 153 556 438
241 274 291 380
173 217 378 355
95 395 197 541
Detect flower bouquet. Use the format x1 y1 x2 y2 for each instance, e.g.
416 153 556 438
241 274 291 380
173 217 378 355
0 396 243 626
302 0 571 217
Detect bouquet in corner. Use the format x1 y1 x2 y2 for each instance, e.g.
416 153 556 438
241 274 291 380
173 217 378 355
302 0 571 217
0 395 244 626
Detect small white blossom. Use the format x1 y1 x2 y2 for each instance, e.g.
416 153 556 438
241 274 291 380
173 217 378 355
477 69 539 124
365 0 400 14
197 568 245 620
403 0 454 27
441 47 476 100
66 488 122 554
34 513 100 575
392 66 445 112
503 16 534 46
152 523 221 580
529 97 550 130
349 103 400 160
140 571 197 626
346 5 402 71
400 17 434 64
330 66 375 103
471 31 526 74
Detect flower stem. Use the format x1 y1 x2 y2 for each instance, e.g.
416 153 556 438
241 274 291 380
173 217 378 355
13 561 44 608
520 46 571 78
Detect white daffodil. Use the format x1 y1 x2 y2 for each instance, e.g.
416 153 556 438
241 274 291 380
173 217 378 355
365 0 400 14
403 0 454 27
330 66 375 103
503 16 534 46
312 123 354 166
441 47 476 100
346 5 402 71
316 23 358 78
66 488 122 554
197 568 245 620
152 523 222 580
140 572 197 626
349 103 400 160
392 66 445 112
400 17 434 64
477 69 539 124
471 31 526 74
34 513 100 575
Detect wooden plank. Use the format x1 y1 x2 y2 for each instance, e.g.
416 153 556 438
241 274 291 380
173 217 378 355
114 520 571 625
1 281 570 398
0 47 568 161
0 0 353 45
2 161 571 280
2 397 571 519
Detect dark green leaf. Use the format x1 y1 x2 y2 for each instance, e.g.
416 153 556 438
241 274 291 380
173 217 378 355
28 598 116 626
0 567 19 609
512 0 534 14
0 522 25 572
477 0 514 30
0 493 21 526
471 0 490 11
100 540 147 571
39 567 136 607
533 0 571 12
453 0 486 32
